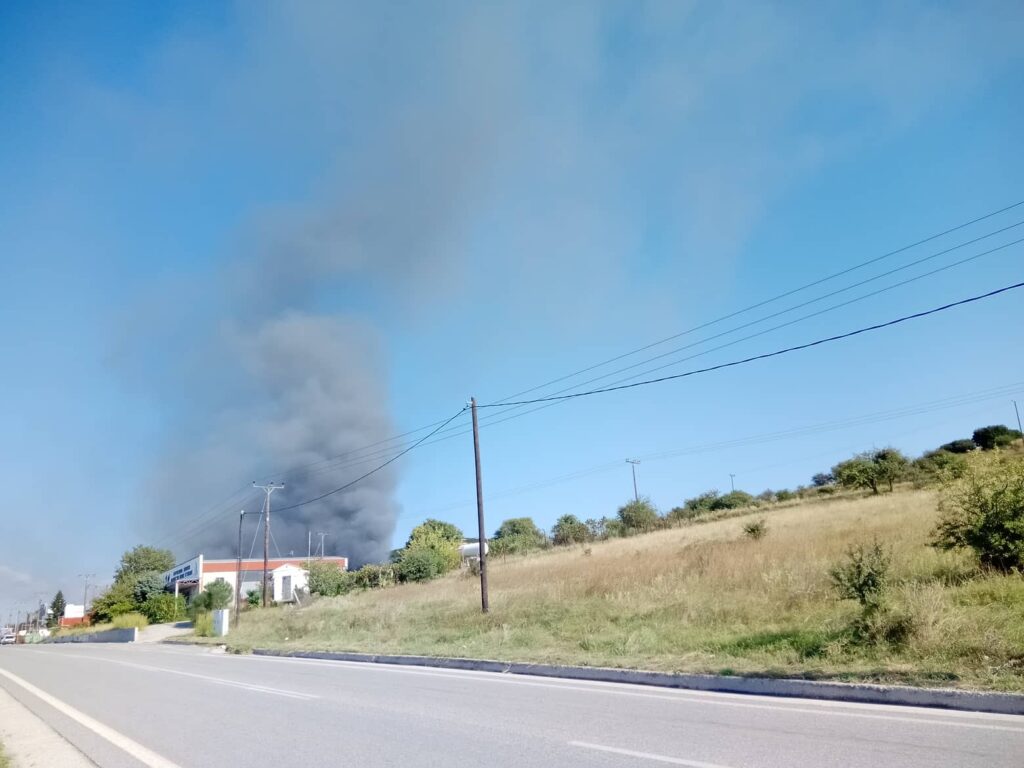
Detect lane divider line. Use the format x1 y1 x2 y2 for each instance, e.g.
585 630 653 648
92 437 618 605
0 667 183 768
569 740 735 767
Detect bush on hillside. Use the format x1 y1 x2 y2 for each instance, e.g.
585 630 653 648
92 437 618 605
397 547 449 582
941 438 977 454
932 456 1024 571
141 593 186 624
616 498 660 533
683 490 720 513
551 514 591 545
354 563 397 589
397 519 463 575
774 489 796 502
972 424 1023 450
246 589 261 607
912 450 968 484
308 561 356 596
666 506 702 523
756 490 776 503
710 490 756 510
491 517 549 555
742 519 767 540
585 517 610 540
830 541 890 609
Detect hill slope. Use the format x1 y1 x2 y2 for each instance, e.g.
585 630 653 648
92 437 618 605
220 488 1024 691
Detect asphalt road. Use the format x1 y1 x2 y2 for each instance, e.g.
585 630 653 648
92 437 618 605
0 644 1022 768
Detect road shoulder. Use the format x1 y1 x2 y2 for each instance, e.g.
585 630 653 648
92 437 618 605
0 684 94 767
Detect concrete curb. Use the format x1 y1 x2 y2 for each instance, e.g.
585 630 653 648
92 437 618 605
252 648 1024 716
47 627 138 644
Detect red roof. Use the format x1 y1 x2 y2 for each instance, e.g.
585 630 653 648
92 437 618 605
203 557 347 573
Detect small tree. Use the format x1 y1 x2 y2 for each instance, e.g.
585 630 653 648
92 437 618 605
616 498 660 533
193 580 233 612
491 517 548 554
932 456 1024 571
552 514 590 545
114 545 175 584
353 563 397 589
50 590 66 626
811 472 834 487
399 519 463 574
972 424 1023 450
684 490 719 513
832 448 908 494
912 450 968 483
830 541 890 609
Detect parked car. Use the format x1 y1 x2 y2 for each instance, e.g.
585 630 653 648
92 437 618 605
0 632 16 645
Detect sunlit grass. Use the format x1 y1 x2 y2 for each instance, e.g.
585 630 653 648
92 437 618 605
214 486 1024 691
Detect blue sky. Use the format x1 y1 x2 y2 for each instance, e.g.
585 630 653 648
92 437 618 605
2 1 1023 622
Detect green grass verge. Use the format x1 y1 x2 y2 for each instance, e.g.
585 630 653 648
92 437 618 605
197 485 1024 692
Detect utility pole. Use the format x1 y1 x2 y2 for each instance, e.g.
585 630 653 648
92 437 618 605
316 532 329 558
729 474 736 493
626 459 641 502
470 397 489 613
253 482 285 607
1014 400 1023 447
78 573 95 615
235 509 246 627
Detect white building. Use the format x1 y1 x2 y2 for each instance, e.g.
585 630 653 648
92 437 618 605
162 555 348 604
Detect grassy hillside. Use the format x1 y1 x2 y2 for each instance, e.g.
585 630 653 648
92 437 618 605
216 483 1024 691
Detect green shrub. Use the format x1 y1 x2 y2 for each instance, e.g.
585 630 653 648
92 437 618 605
830 541 890 608
354 563 397 589
833 449 909 494
552 514 591 545
111 612 149 630
941 438 976 454
246 589 261 607
88 580 138 624
711 490 756 511
492 517 548 553
972 424 1023 450
912 450 968 484
811 472 834 487
308 561 355 596
616 498 660 533
774 489 796 502
193 612 214 637
683 490 720 513
397 547 448 582
666 506 703 523
932 456 1024 571
397 519 462 574
141 593 186 623
742 519 767 540
131 572 166 605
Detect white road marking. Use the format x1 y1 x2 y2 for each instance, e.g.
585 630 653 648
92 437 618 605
241 654 1024 732
570 740 735 767
0 667 183 768
23 649 318 700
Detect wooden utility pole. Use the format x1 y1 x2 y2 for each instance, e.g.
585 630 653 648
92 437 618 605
470 397 489 613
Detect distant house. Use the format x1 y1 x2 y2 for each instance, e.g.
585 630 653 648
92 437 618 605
59 603 86 628
162 555 348 605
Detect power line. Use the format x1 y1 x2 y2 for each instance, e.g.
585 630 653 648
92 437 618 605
488 199 1024 405
272 406 468 515
148 204 1024 549
481 281 1024 408
415 381 1024 517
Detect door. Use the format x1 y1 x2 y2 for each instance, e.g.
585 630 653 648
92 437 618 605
282 574 292 602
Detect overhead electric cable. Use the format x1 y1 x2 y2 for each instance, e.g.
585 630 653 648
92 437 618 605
481 281 1024 407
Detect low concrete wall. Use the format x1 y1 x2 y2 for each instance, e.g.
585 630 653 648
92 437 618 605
48 627 137 644
252 649 1024 716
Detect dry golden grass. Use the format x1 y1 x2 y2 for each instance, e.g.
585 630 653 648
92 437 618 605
217 487 1024 691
